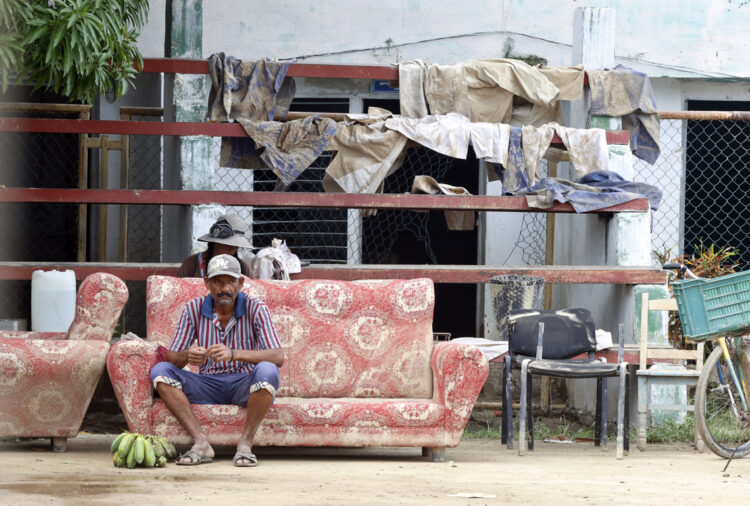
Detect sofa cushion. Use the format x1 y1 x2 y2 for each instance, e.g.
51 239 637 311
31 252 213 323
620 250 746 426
153 397 444 431
0 339 110 437
146 277 435 399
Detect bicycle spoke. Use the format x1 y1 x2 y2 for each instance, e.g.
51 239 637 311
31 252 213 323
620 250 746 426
696 346 750 459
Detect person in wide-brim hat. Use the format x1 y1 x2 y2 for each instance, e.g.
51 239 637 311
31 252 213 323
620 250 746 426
178 213 254 278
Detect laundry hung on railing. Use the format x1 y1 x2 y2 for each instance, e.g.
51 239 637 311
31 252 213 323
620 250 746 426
207 54 336 188
323 108 408 195
409 175 475 231
398 58 584 125
519 170 662 213
208 54 295 168
203 57 657 199
239 116 339 189
587 65 661 164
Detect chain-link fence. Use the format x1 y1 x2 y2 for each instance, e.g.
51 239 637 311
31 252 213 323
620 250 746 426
0 107 83 324
633 116 750 269
5 105 750 330
633 119 683 265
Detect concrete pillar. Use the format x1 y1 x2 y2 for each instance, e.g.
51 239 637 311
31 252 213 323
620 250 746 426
163 0 217 261
561 7 643 424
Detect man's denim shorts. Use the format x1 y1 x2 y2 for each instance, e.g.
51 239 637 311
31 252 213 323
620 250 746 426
150 361 280 406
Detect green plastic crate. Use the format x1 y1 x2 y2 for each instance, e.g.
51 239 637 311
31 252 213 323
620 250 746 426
672 270 750 341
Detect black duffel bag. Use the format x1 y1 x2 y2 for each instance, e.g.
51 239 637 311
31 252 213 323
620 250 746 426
507 308 596 359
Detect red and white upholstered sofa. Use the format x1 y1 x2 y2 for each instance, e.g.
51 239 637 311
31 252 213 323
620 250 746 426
107 276 488 460
0 273 129 451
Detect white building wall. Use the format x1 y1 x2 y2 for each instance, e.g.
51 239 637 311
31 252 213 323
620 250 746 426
138 1 750 77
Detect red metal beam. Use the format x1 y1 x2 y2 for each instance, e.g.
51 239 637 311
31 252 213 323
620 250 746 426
0 188 650 213
0 117 631 145
0 117 247 137
0 262 665 284
139 58 592 85
141 58 400 79
0 263 179 281
292 265 666 284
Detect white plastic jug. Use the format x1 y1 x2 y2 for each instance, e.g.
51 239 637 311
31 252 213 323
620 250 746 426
31 269 76 332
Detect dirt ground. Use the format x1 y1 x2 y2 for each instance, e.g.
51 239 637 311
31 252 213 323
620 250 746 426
1 435 750 505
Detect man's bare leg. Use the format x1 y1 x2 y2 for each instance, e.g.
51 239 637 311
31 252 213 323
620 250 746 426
155 383 214 463
235 389 273 465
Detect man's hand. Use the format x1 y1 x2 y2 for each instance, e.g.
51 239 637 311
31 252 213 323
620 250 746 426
187 345 208 366
207 343 232 362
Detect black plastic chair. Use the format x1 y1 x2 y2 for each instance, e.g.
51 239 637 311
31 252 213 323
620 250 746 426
501 311 629 459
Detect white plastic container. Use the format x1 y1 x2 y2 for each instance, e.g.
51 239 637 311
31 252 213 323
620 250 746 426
31 269 76 332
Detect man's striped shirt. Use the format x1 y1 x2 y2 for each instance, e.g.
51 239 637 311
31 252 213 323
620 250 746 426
168 292 281 375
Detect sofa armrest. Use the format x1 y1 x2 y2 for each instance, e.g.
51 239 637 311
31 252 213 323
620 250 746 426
107 339 159 434
68 273 129 342
431 342 489 446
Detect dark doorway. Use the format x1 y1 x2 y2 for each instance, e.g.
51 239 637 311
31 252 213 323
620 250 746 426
361 98 479 337
685 100 750 268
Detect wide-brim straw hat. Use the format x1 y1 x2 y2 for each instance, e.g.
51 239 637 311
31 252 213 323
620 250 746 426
197 213 253 249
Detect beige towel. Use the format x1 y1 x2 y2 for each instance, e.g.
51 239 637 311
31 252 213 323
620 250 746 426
324 108 408 195
410 175 475 231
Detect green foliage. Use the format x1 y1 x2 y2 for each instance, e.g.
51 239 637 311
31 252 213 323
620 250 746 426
463 417 641 443
0 0 149 104
646 413 696 443
462 423 501 440
654 241 740 348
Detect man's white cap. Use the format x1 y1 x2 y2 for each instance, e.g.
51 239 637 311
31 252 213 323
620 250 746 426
206 254 241 279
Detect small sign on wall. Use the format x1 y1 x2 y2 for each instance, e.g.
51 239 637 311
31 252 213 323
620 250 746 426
371 80 399 93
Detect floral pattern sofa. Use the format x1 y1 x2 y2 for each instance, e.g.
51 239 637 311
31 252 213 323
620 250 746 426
107 276 488 460
0 273 129 451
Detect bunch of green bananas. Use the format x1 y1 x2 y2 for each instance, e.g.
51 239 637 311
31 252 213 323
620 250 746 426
110 432 176 468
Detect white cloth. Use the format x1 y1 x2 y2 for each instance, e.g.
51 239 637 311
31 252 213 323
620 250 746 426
520 123 610 186
249 238 301 280
398 59 429 118
522 124 556 186
553 126 609 178
451 337 508 361
595 329 613 351
384 113 471 159
467 122 510 165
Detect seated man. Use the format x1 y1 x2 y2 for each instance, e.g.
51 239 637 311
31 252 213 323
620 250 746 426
178 213 253 278
150 254 283 467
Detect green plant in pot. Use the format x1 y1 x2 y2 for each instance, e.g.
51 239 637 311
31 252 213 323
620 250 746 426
0 0 149 103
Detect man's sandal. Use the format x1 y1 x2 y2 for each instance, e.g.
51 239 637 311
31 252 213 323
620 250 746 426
233 451 258 467
175 449 213 466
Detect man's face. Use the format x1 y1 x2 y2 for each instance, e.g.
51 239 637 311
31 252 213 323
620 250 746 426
213 243 239 257
204 275 242 307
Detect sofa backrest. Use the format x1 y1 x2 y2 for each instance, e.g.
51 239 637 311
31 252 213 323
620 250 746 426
67 273 129 341
146 276 435 399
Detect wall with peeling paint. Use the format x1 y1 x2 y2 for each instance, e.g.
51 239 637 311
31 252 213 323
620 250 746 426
137 0 750 78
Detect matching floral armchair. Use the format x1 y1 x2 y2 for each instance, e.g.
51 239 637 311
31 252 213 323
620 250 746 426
0 273 128 451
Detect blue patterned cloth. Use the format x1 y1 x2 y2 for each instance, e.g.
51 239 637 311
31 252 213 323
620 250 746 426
521 170 662 213
493 126 529 194
238 115 339 188
209 54 298 171
588 65 660 165
208 53 295 122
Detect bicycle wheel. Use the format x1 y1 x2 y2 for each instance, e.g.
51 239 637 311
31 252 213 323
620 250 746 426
695 345 750 459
